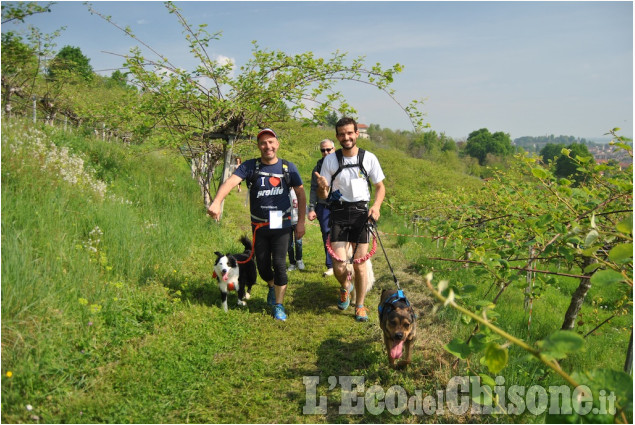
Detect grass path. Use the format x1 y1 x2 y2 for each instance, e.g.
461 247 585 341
66 193 457 423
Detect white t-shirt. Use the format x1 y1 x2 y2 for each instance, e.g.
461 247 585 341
289 189 299 225
320 149 385 203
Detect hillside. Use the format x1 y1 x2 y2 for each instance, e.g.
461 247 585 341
2 118 631 423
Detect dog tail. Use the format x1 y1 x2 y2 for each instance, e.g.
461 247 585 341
239 235 252 253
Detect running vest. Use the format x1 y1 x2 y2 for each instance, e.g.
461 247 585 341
246 158 293 222
328 148 372 199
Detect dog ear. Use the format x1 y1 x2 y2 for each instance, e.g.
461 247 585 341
214 251 223 258
228 256 237 268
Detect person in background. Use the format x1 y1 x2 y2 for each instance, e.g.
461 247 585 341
208 128 305 321
315 117 385 322
308 139 335 276
287 189 304 271
234 156 242 192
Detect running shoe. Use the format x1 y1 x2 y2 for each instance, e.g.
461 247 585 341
296 260 305 270
273 304 287 321
355 305 369 322
337 286 350 310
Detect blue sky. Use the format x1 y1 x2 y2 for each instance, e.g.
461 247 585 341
3 1 633 139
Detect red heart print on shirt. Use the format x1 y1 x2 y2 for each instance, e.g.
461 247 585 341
269 177 281 186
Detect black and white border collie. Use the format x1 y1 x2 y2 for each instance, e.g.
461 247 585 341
213 236 257 312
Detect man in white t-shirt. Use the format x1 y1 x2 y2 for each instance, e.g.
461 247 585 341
315 117 385 322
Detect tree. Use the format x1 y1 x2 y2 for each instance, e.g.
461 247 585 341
1 2 53 24
108 70 129 89
540 142 566 163
322 110 339 127
89 1 427 209
1 32 39 113
47 45 94 82
555 142 594 183
464 128 513 165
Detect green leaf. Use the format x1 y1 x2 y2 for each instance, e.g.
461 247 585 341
531 167 549 179
469 333 489 353
479 373 496 388
444 338 472 359
608 243 633 262
481 342 508 374
462 284 477 294
571 368 633 403
583 262 603 274
616 215 633 235
584 229 599 247
590 269 625 286
472 374 494 406
537 330 584 360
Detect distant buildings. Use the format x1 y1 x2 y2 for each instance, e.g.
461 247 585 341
586 144 632 169
358 123 370 139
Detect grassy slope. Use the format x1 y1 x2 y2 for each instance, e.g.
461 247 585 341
1 119 629 423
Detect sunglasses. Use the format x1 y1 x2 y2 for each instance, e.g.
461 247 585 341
320 148 333 153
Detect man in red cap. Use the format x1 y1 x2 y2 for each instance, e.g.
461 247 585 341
208 128 306 321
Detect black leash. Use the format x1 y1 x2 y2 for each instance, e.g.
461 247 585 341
369 218 401 290
369 218 418 322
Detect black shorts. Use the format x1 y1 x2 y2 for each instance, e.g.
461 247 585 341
329 201 370 244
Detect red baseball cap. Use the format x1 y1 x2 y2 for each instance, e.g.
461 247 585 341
257 128 277 140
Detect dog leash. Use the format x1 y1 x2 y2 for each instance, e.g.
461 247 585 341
236 222 269 265
324 231 377 265
369 218 401 291
369 218 416 321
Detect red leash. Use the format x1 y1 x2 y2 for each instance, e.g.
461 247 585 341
236 222 269 264
325 233 377 264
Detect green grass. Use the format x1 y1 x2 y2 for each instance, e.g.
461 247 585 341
1 118 630 423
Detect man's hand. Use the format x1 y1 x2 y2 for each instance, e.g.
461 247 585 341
308 211 317 221
295 222 306 239
368 206 381 222
314 172 329 199
207 201 221 221
314 172 328 189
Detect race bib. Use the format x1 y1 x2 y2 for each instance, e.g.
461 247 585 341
269 210 283 229
351 178 367 198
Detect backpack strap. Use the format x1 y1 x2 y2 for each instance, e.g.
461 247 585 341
246 159 291 190
246 158 293 222
329 148 372 197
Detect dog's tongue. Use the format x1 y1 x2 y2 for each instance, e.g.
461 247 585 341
222 273 229 282
390 340 404 359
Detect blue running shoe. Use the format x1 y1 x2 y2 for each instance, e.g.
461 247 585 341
337 287 350 310
267 286 276 305
273 304 287 321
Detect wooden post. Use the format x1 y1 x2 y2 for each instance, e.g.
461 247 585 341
525 246 536 336
32 95 37 124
